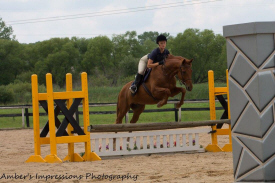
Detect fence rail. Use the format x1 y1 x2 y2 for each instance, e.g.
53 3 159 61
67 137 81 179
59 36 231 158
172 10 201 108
0 99 225 128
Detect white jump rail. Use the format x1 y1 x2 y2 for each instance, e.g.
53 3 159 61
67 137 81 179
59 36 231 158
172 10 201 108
90 127 211 157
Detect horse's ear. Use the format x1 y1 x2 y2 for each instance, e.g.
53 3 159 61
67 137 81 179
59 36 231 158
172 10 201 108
182 59 186 64
189 59 193 63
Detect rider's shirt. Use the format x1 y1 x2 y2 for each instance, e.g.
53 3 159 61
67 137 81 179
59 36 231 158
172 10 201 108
148 48 170 63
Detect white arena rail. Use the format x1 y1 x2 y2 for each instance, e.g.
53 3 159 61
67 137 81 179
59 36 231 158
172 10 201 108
90 127 211 157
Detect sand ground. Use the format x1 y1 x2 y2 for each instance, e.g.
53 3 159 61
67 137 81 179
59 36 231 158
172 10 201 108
0 127 234 183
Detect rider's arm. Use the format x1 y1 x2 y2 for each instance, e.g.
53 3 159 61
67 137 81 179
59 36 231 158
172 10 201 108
147 59 160 68
167 54 184 60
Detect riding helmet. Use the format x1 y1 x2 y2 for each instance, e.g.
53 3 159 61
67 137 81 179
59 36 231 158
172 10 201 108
156 35 167 44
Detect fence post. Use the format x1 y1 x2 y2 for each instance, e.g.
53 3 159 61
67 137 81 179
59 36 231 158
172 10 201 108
25 108 30 127
21 107 25 128
174 104 178 122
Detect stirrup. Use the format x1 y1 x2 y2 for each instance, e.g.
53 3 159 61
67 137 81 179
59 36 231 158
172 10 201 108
129 85 137 94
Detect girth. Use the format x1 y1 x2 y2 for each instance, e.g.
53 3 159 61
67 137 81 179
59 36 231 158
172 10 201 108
142 83 158 101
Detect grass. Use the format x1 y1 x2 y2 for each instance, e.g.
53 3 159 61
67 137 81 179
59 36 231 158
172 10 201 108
0 81 227 129
0 101 225 129
88 82 227 103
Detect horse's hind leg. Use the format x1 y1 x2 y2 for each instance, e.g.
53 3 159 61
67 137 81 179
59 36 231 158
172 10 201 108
114 93 131 150
114 103 130 150
130 104 145 124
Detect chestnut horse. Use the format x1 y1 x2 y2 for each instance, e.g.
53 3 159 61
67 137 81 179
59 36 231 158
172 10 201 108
116 57 193 124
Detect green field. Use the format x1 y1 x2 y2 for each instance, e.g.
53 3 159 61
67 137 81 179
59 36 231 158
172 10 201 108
0 81 227 129
88 82 227 103
0 101 225 129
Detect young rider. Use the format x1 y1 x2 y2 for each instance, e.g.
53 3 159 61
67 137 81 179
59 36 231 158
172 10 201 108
129 34 183 94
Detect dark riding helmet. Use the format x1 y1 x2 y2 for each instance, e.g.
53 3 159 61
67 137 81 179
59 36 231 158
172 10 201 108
156 35 167 44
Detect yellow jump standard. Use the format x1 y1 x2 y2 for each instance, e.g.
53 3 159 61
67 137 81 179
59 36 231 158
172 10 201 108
205 70 232 152
26 72 101 163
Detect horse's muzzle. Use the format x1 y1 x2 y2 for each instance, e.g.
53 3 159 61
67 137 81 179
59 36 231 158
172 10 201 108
183 82 192 91
186 86 192 91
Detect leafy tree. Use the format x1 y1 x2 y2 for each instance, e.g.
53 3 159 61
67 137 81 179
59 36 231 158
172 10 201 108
32 38 79 87
82 36 113 76
71 37 90 74
0 39 24 85
118 55 139 77
215 44 228 81
138 31 159 45
170 29 226 83
143 39 156 54
34 60 48 85
0 85 14 104
45 42 79 87
112 31 143 62
20 43 43 72
71 37 90 55
0 18 15 40
111 31 144 85
0 28 228 92
138 31 171 45
15 71 34 83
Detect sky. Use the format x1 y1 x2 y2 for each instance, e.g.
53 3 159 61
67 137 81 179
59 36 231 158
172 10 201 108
1 0 275 44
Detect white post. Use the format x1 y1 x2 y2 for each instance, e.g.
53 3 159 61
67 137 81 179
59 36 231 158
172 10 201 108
178 107 182 122
125 112 129 123
22 107 25 128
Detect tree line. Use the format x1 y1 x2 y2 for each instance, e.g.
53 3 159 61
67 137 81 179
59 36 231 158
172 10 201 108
0 18 227 104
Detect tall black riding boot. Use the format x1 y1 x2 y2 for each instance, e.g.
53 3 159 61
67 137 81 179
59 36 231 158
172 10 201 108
129 73 143 94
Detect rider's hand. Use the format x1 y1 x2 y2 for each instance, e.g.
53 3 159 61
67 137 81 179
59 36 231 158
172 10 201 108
159 60 164 65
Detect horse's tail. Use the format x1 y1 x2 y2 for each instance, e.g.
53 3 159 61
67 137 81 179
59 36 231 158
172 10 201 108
116 96 119 118
115 83 131 124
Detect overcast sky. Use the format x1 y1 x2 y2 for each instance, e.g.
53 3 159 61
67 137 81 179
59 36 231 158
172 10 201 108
1 0 275 43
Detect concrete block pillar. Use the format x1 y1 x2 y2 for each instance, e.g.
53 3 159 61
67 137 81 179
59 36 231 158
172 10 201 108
223 22 275 182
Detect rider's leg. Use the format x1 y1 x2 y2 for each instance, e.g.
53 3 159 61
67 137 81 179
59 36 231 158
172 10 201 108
129 73 143 94
129 55 148 94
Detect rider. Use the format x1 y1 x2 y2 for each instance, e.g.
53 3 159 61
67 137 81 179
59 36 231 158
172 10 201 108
129 34 183 94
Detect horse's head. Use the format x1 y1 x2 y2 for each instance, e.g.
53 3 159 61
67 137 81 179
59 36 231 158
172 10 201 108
177 58 193 91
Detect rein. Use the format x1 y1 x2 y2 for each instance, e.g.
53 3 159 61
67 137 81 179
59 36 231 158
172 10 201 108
162 59 192 85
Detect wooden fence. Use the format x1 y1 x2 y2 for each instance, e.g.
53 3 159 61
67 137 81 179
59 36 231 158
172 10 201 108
0 100 225 128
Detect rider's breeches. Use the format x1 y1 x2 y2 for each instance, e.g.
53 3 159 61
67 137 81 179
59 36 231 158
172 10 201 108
138 54 149 75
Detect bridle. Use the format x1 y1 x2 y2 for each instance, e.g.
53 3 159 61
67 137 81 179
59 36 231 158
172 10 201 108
162 59 192 86
178 65 192 86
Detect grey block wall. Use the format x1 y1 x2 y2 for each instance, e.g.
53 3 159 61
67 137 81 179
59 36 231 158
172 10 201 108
224 22 275 182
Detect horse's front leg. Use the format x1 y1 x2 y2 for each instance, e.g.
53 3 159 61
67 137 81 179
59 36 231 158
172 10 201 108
152 87 171 108
170 87 186 109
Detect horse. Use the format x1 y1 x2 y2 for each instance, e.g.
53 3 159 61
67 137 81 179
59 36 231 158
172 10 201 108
116 57 193 124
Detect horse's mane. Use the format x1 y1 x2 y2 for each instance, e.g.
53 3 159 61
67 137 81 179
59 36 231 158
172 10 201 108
165 58 183 68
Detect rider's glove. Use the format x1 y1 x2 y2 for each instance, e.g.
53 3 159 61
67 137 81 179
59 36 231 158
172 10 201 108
159 60 164 65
